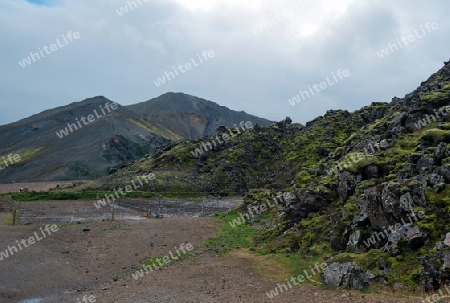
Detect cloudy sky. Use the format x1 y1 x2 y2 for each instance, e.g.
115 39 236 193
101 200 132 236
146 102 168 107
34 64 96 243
0 0 449 125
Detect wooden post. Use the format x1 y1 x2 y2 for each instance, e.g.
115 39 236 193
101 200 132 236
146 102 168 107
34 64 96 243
111 199 115 221
12 192 18 225
202 196 205 216
12 202 16 225
158 196 161 218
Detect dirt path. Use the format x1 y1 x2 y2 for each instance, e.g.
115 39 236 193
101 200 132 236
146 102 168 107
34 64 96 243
0 215 423 303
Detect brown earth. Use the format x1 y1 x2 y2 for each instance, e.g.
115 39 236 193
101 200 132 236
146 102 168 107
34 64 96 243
0 202 426 303
0 181 77 194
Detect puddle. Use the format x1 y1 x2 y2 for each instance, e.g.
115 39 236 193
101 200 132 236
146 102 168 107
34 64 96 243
17 199 242 225
18 299 43 303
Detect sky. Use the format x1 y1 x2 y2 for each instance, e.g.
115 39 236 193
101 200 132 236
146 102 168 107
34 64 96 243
0 0 449 125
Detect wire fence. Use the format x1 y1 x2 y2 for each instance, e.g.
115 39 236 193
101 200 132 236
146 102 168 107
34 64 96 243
15 198 243 225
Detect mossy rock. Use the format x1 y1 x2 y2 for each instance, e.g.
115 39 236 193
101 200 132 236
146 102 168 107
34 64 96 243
439 122 450 130
420 129 450 144
420 84 450 105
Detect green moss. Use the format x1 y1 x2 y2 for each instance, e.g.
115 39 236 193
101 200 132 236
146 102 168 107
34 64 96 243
385 174 397 181
344 154 378 174
420 129 450 144
356 180 377 192
440 123 450 130
246 189 272 203
388 252 422 286
295 170 316 188
343 202 358 218
420 84 450 105
425 186 450 206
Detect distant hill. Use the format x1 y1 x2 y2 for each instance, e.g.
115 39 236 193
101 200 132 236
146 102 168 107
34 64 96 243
0 94 273 182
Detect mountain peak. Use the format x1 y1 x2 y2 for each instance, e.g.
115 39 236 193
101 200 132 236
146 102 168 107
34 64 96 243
126 93 273 139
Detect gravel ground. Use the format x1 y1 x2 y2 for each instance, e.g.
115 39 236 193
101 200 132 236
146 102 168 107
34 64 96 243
0 202 426 303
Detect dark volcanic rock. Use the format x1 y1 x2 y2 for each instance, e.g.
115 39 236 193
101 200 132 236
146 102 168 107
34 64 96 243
282 189 335 226
418 249 450 291
323 262 369 290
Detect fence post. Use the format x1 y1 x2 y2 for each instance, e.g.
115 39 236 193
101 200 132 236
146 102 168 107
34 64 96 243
12 202 16 225
202 196 205 216
111 199 115 221
12 192 18 225
158 195 161 218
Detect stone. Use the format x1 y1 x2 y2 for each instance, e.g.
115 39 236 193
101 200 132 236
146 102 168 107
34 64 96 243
347 230 361 248
444 233 450 246
323 262 369 290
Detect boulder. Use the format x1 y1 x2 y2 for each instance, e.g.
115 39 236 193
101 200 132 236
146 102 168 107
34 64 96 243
364 165 380 179
384 224 427 253
323 262 369 290
418 250 450 291
347 230 361 248
444 233 450 247
358 187 389 230
338 171 360 201
282 189 335 226
416 157 436 174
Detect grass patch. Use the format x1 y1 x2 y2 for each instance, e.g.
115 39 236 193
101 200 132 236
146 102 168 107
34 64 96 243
1 190 209 201
204 212 256 254
3 212 19 225
273 251 327 285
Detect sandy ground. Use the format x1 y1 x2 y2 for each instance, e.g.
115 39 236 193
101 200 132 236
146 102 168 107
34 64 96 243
0 202 425 303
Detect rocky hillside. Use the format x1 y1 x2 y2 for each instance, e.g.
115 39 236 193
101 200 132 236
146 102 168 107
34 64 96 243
0 94 272 182
86 59 450 291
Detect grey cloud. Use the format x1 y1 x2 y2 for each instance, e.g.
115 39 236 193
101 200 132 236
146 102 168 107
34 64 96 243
0 0 449 125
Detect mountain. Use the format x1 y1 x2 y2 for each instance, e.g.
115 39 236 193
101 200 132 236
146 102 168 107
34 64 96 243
126 92 273 140
86 59 450 291
0 96 171 182
0 94 273 182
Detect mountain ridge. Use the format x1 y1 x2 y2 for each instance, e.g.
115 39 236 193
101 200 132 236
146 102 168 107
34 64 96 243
0 93 273 182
